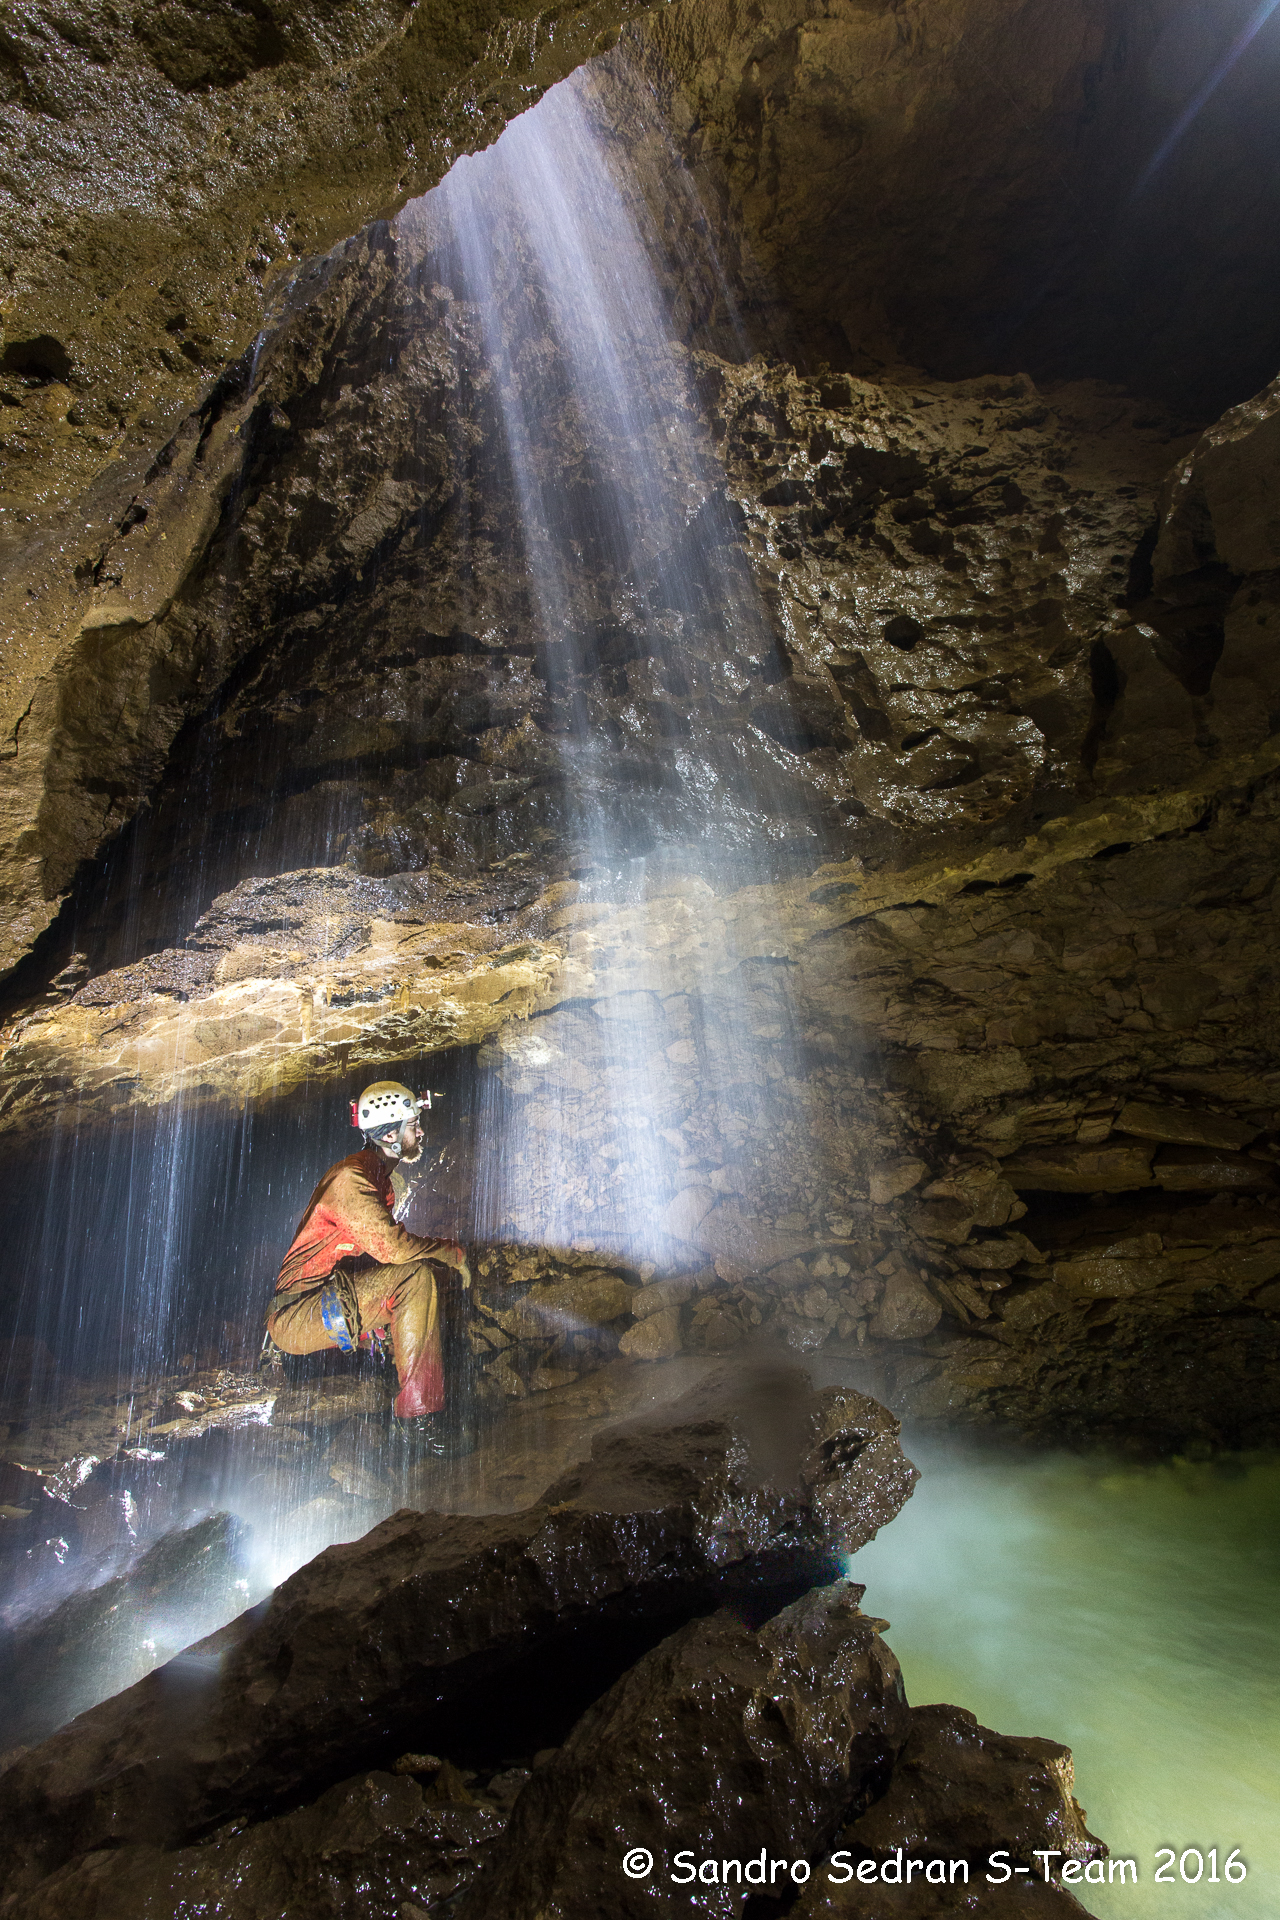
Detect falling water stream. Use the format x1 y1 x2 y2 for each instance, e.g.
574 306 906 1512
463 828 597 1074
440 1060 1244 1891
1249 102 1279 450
0 45 825 1704
401 68 820 1262
0 54 1276 1917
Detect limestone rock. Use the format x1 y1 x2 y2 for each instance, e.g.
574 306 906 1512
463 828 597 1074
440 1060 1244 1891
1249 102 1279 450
1052 1258 1175 1299
838 1703 1105 1877
1113 1101 1260 1152
480 1354 528 1399
455 1584 910 1920
1000 1143 1155 1193
906 1199 981 1247
869 1160 928 1205
527 1364 579 1393
689 1300 754 1351
0 1771 507 1920
629 1273 704 1319
525 1270 634 1328
870 1274 943 1343
1151 1147 1274 1192
955 1234 1043 1271
920 1165 1024 1227
1155 372 1280 582
617 1306 683 1360
1091 626 1204 793
0 1370 916 1896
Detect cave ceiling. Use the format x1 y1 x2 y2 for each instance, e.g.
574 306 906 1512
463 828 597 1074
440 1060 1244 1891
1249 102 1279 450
2 0 1279 994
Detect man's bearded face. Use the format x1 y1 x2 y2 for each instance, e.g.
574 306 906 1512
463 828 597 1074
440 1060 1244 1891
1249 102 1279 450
397 1115 425 1164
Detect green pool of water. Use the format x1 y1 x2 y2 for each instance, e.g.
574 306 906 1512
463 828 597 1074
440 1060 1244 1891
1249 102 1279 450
849 1439 1280 1918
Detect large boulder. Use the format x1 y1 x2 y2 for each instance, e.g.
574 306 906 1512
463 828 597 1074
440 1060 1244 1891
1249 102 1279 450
0 1771 507 1920
839 1704 1105 1871
796 1703 1106 1917
0 1367 916 1899
455 1583 910 1919
0 1619 1109 1920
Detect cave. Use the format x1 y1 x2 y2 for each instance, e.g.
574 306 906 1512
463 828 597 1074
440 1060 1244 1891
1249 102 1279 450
1 2 1278 1914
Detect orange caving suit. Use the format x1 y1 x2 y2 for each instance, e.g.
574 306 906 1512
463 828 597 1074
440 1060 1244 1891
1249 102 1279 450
267 1147 458 1418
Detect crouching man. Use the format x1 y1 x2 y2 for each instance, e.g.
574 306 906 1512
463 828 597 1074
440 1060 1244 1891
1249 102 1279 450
267 1080 469 1444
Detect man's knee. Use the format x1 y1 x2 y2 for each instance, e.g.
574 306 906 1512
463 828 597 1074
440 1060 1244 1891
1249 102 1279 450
388 1257 436 1308
267 1293 324 1356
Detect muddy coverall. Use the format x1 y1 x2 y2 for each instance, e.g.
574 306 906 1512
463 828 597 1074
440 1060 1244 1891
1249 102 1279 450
267 1147 461 1418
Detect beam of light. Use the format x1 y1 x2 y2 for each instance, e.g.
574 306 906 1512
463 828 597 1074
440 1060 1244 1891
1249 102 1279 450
406 66 821 1270
1134 0 1280 196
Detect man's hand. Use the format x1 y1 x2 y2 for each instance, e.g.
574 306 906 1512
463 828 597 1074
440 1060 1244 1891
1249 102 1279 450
437 1240 470 1287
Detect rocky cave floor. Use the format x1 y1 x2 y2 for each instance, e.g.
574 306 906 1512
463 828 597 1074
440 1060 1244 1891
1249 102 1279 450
0 1357 1115 1919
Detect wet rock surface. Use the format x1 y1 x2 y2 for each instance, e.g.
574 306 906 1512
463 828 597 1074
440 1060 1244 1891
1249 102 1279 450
800 1871 1090 1917
454 1583 909 1920
0 1510 249 1754
797 1703 1107 1917
0 1366 916 1895
0 1767 509 1920
839 1704 1104 1876
0 1372 1116 1920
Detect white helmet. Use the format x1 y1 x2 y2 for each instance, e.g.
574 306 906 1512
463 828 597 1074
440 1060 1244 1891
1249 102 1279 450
350 1080 430 1138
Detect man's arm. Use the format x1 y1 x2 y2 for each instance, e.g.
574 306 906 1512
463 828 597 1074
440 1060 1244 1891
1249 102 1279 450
334 1162 466 1268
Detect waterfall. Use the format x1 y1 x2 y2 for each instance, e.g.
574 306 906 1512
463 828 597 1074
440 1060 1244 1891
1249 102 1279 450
0 54 836 1678
398 64 823 1266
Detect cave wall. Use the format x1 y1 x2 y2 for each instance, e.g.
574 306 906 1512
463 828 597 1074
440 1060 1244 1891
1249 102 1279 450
5 0 1280 977
1 4 1279 1443
636 0 1280 411
0 0 647 542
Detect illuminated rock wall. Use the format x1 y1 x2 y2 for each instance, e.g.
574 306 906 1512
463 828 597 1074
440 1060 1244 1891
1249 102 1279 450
1 8 1279 1447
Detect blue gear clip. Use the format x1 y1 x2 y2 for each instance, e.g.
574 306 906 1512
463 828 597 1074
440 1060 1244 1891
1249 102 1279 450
319 1282 356 1353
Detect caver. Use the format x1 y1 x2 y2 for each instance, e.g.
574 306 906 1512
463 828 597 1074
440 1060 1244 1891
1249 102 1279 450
266 1080 472 1450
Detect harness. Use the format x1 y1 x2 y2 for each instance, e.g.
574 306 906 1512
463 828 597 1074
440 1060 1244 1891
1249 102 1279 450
319 1281 357 1353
